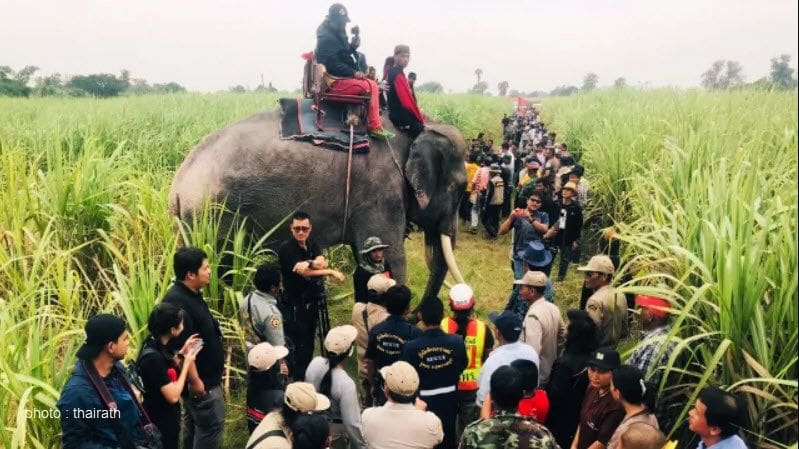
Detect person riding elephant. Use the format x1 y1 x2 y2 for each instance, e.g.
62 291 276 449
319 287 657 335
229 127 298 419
315 3 387 137
169 115 467 300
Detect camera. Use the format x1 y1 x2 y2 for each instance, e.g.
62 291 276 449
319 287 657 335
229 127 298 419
351 25 360 36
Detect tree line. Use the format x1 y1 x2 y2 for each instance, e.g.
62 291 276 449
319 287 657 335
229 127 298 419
0 66 186 97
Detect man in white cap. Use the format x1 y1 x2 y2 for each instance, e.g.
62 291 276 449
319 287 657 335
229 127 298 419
352 274 395 406
361 361 444 449
247 342 290 432
516 271 564 387
579 255 628 347
440 283 494 434
247 382 330 449
544 181 583 282
305 325 366 448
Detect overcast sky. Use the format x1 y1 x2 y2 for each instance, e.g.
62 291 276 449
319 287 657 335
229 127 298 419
2 0 797 93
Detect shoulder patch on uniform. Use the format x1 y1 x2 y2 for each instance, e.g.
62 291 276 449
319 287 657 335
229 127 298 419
270 317 282 329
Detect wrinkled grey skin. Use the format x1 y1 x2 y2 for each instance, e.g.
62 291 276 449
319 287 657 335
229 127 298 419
168 111 467 298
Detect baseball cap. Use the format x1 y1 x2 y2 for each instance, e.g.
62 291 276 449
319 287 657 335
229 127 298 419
76 314 127 361
284 382 330 412
324 325 358 355
513 271 548 287
248 342 289 371
635 295 670 318
586 348 621 371
328 3 350 22
380 361 419 396
562 181 578 192
367 274 396 294
449 283 475 310
488 311 523 342
577 255 615 275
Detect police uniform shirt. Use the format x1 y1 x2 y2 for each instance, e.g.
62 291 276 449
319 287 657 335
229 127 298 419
240 290 285 346
365 315 424 370
401 328 467 395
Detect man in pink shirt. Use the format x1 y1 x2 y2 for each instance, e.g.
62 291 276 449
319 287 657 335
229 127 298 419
469 157 491 233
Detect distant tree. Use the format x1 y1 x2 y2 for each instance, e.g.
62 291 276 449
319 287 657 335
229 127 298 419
528 90 548 98
67 73 129 97
582 73 599 91
153 82 186 93
474 68 483 85
229 85 247 93
497 81 509 96
0 66 33 97
550 85 579 96
508 89 522 97
15 65 39 84
770 54 798 89
613 77 628 88
701 60 744 90
0 66 13 80
33 73 64 96
469 81 488 95
417 81 444 93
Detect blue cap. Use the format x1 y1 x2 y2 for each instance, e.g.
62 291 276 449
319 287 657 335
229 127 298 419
488 311 522 341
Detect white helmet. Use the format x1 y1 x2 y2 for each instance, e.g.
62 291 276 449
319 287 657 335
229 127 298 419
449 283 475 311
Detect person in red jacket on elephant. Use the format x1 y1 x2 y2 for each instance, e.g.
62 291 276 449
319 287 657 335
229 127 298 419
386 44 426 138
315 3 387 137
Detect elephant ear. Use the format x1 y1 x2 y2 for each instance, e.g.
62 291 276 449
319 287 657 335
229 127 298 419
405 126 467 211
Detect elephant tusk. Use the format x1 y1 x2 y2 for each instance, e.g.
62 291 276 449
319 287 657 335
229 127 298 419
424 243 434 271
440 234 465 284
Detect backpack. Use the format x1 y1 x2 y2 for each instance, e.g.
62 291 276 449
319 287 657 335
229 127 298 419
127 341 161 395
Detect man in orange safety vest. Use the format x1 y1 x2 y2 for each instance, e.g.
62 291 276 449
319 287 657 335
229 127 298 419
441 283 494 435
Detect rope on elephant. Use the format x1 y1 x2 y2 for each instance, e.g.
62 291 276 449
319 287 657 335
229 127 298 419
341 124 355 242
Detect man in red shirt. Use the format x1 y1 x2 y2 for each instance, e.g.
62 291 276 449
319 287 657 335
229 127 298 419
386 44 425 138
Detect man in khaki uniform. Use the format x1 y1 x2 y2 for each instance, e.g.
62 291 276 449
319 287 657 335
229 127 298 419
578 255 628 347
352 274 394 406
361 361 444 449
246 382 330 449
517 271 564 387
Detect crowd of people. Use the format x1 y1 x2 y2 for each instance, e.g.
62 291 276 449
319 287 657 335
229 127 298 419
57 206 750 449
55 4 750 448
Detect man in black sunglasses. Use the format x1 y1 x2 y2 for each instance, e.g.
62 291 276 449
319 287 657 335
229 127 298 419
278 211 345 380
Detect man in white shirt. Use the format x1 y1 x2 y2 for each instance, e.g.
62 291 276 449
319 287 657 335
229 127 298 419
475 311 539 406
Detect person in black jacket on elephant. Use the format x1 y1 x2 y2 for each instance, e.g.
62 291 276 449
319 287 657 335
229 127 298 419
315 3 387 137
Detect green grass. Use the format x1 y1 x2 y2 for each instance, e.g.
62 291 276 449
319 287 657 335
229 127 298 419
543 88 798 448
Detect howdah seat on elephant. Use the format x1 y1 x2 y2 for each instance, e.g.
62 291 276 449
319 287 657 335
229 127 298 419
302 52 369 129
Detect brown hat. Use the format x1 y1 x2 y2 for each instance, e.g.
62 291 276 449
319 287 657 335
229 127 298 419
562 181 578 192
380 361 419 396
577 255 615 274
513 271 548 287
367 274 396 294
324 325 358 355
394 44 410 56
284 382 330 412
248 342 289 371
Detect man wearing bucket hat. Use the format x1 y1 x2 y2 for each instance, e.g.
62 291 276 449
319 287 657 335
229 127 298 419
361 361 444 449
306 325 366 448
352 273 394 406
629 295 674 387
500 191 550 298
579 255 628 347
544 181 583 282
353 236 392 304
247 342 290 432
504 240 554 322
573 348 625 449
247 381 330 449
483 164 506 238
517 271 564 387
441 284 494 434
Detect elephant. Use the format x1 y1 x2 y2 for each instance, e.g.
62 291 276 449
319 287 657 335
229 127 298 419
168 110 467 298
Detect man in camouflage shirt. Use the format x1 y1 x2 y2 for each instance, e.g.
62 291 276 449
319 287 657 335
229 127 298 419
460 365 560 449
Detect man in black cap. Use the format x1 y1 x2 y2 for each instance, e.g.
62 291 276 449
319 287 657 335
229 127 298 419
573 348 625 449
163 246 226 449
315 3 387 137
58 314 141 449
402 296 467 449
